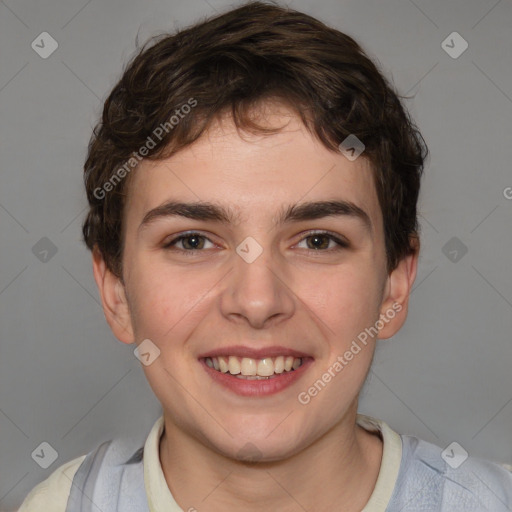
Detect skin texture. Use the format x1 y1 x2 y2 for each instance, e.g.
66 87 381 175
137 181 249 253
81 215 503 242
92 102 418 511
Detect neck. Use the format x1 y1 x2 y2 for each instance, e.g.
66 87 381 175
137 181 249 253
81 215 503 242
159 404 383 512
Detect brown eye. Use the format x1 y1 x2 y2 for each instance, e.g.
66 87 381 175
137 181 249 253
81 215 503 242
180 234 205 250
296 231 348 251
163 232 214 251
306 234 331 250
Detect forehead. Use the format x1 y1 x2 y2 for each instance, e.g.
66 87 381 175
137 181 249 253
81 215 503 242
125 105 382 233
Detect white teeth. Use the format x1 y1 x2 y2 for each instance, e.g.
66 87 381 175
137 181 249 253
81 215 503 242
218 356 229 373
236 374 278 380
205 355 304 377
257 358 275 377
240 357 257 376
228 356 241 375
292 358 302 370
274 356 284 373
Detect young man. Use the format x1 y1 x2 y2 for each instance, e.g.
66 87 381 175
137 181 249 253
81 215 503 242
18 1 512 511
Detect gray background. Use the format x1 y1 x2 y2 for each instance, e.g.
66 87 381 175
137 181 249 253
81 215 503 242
1 0 511 509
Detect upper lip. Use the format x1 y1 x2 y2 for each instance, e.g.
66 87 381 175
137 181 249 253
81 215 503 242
198 345 313 360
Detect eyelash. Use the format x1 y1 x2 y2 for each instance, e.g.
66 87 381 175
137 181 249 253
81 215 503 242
162 230 349 255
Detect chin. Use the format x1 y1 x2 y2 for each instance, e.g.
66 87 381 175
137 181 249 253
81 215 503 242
205 427 305 464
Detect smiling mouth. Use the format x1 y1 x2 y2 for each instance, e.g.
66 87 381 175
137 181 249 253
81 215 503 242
203 355 305 379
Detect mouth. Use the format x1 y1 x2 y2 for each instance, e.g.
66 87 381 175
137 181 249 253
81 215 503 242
198 348 314 397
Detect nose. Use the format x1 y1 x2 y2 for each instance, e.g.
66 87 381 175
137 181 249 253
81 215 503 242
219 246 296 329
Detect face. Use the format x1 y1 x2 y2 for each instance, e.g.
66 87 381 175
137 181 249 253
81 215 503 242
94 102 416 461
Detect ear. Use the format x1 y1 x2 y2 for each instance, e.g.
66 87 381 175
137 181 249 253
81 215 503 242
92 246 135 344
377 238 419 340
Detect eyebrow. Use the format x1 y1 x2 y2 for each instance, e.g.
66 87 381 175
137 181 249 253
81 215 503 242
138 199 373 235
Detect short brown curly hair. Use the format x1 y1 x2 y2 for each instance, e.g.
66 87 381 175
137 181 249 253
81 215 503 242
82 0 428 278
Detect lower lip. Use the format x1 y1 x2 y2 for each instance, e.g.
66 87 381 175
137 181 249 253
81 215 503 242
200 358 313 397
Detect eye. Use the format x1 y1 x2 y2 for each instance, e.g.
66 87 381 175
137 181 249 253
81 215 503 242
295 231 348 251
163 232 215 251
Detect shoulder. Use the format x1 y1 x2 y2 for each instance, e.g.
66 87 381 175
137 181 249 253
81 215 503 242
17 455 86 512
391 434 512 511
16 421 156 512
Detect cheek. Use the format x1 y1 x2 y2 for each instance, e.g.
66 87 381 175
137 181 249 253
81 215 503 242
126 257 217 341
297 264 382 338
